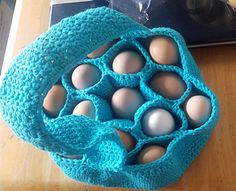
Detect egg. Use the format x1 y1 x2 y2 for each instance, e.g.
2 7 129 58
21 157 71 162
111 88 144 119
112 50 144 74
72 100 96 119
149 72 186 99
71 64 101 90
136 145 166 164
185 95 211 126
87 42 113 58
43 84 67 117
142 108 175 136
149 36 179 65
115 129 136 152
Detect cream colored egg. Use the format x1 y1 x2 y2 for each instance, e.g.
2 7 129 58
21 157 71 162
43 84 67 117
115 129 137 152
136 145 166 164
142 108 175 136
87 42 112 58
71 64 101 90
111 88 144 119
185 95 211 126
72 100 96 119
149 36 179 65
149 72 186 99
112 50 144 74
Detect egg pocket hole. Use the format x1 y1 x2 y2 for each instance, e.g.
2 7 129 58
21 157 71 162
140 68 191 103
61 60 115 99
180 84 214 130
133 100 187 139
108 84 146 121
125 137 174 167
102 39 147 74
60 93 113 122
137 35 183 69
42 84 69 121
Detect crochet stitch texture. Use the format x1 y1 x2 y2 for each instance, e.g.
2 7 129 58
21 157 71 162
0 7 219 190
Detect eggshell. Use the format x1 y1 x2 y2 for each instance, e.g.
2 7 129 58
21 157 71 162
111 88 144 119
43 84 67 117
87 42 112 58
149 72 186 99
72 100 96 119
71 64 101 90
116 129 136 152
142 108 175 136
136 145 166 164
149 36 179 65
112 50 144 74
185 95 211 126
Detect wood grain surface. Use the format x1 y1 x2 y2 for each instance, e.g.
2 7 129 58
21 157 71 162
0 0 236 191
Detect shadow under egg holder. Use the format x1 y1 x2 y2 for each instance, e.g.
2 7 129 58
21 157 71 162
0 7 219 190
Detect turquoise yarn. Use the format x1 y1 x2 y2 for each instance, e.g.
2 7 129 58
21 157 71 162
0 7 219 190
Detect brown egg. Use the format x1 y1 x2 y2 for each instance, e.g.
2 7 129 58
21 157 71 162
72 100 96 119
112 50 144 74
111 88 145 119
149 36 179 65
115 129 137 152
185 95 211 126
149 72 186 99
136 145 166 164
87 42 113 58
43 85 67 117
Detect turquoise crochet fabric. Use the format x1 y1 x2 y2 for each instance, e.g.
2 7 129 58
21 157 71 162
0 7 219 190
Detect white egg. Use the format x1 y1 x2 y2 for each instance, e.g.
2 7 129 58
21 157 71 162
142 108 175 136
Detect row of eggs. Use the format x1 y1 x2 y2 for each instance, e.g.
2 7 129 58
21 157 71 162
43 36 211 164
72 63 186 100
43 84 211 136
87 36 179 65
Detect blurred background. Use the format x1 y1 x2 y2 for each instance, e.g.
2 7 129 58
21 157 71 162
0 0 15 72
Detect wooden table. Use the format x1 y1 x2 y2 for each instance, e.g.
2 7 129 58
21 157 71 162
0 0 236 190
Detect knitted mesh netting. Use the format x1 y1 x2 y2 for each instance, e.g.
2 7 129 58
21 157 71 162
0 7 219 190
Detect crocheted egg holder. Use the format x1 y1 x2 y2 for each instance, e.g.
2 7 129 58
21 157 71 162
47 28 219 189
0 7 219 190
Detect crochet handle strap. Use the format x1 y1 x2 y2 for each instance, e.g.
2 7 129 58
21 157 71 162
0 7 147 155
